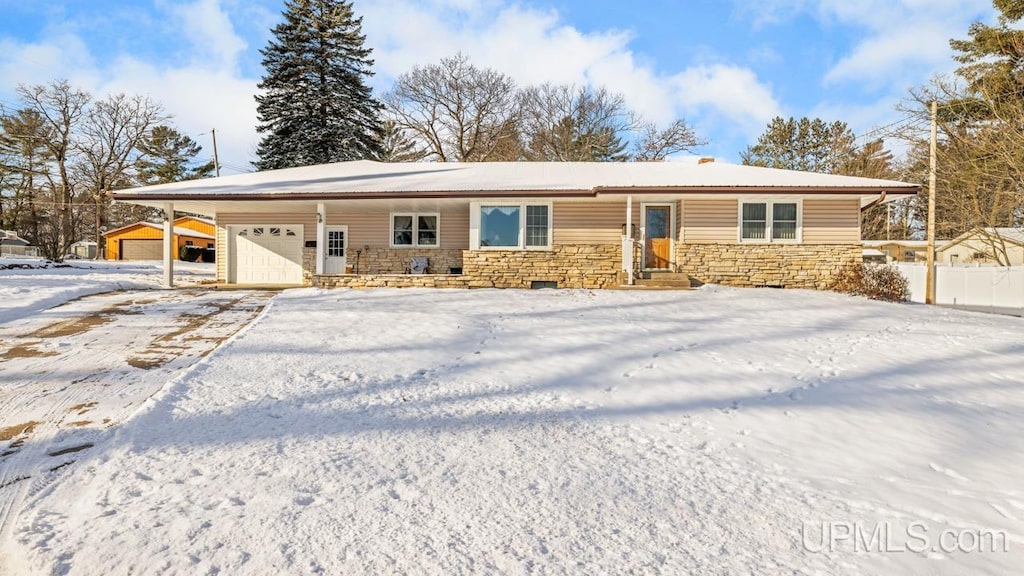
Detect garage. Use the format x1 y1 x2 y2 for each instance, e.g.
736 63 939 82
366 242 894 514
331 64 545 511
120 239 162 260
229 225 304 284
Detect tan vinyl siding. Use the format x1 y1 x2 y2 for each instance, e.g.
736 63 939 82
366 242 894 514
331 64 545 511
676 200 683 239
440 205 469 249
332 211 388 247
802 199 860 243
682 199 737 244
553 201 626 245
327 205 469 249
216 224 227 282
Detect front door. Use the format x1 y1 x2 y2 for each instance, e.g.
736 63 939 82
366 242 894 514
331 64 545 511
644 205 672 269
325 225 347 274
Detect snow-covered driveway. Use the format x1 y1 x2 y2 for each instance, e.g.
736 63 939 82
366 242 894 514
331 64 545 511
0 288 274 556
6 287 1024 574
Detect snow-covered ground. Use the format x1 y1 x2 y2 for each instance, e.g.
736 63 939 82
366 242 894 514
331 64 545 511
0 258 214 324
4 286 1024 574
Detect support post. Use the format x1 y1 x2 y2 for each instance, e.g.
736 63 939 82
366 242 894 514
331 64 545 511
926 101 937 305
624 195 634 286
163 203 175 288
316 202 326 275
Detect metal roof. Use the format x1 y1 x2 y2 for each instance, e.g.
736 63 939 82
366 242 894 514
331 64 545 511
113 160 921 200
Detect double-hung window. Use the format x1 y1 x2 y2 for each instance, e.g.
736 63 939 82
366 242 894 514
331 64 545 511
473 203 551 250
740 200 800 242
391 213 439 247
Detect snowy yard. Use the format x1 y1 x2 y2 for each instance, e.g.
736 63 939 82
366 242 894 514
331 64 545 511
2 283 1023 574
0 259 215 324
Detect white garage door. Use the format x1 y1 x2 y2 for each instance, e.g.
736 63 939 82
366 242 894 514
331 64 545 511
230 225 304 284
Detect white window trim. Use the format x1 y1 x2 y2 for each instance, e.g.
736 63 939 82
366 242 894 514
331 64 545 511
737 199 803 243
470 201 553 251
390 212 441 248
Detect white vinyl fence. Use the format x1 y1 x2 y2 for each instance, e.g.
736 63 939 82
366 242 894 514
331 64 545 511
895 262 1024 313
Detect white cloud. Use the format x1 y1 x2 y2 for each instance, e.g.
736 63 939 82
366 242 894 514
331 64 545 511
0 33 101 96
358 0 779 150
0 1 259 173
734 0 995 88
2 0 782 166
674 65 782 130
168 0 248 72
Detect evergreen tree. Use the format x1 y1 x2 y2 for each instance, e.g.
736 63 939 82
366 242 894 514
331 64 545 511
741 116 858 173
950 0 1024 110
136 125 214 185
374 120 427 162
255 0 383 170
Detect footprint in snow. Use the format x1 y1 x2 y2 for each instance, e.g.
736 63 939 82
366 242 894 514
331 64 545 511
990 502 1017 521
928 462 970 482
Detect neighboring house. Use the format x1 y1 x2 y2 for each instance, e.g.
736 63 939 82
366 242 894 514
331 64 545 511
861 240 949 263
112 160 919 288
938 227 1024 266
0 230 39 257
103 216 215 260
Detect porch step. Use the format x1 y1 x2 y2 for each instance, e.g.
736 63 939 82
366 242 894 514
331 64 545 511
634 271 692 289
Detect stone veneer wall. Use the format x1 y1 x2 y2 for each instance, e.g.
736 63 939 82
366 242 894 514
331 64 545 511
461 244 624 289
314 274 468 289
301 247 462 285
301 247 315 286
675 243 861 289
349 248 463 275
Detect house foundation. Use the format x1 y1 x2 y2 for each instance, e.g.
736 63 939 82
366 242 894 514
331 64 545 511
675 243 861 289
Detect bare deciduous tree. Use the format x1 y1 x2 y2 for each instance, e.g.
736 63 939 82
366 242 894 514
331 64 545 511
632 119 705 161
16 80 91 259
76 93 167 258
383 53 520 161
519 84 634 162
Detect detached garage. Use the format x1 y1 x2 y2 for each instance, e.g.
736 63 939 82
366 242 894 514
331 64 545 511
104 216 216 261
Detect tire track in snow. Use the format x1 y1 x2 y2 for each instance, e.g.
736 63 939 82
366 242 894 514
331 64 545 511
0 289 275 556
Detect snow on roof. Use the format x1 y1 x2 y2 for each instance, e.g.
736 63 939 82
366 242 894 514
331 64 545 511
862 248 887 256
113 160 920 200
103 222 214 240
942 227 1024 249
862 239 948 248
138 222 215 240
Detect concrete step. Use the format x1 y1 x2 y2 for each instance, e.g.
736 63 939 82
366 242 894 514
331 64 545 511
640 271 689 280
634 277 692 288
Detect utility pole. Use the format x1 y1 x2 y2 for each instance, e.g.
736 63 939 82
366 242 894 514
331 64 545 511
210 128 221 177
925 101 938 305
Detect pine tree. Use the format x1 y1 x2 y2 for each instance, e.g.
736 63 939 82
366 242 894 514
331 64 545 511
740 117 858 173
136 125 214 184
255 0 383 170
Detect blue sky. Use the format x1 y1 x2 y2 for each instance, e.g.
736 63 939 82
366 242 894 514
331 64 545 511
0 0 996 172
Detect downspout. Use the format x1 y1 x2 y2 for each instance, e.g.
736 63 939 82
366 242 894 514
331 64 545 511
860 191 887 213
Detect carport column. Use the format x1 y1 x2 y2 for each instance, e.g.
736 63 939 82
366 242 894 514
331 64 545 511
623 195 634 285
162 203 174 288
316 203 326 275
